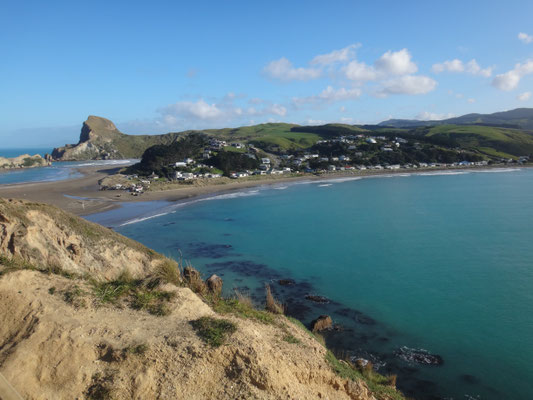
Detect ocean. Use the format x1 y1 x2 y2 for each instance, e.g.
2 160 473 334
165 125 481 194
87 168 533 399
0 147 137 185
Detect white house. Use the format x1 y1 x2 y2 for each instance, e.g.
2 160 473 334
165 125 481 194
261 158 271 164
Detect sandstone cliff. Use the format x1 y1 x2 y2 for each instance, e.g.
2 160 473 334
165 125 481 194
0 198 403 399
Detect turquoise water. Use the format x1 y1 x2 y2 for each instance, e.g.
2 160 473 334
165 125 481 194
87 168 533 400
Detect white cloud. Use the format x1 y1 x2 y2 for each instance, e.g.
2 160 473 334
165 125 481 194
344 60 378 82
374 48 418 75
158 94 290 130
162 99 223 120
492 60 533 91
310 43 360 65
293 86 362 106
517 91 532 101
339 106 346 112
416 111 456 121
432 58 492 77
263 57 321 81
467 98 476 103
518 32 533 44
378 75 437 96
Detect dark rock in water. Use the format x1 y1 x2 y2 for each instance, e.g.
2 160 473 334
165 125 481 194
284 300 313 319
311 315 333 332
335 307 376 325
460 374 480 385
206 274 223 296
305 294 330 304
333 324 344 331
395 346 444 365
278 279 295 286
187 242 235 259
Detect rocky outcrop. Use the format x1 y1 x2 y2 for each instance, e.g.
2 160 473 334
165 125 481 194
0 198 174 280
206 274 223 296
51 115 181 161
0 154 51 170
311 315 333 332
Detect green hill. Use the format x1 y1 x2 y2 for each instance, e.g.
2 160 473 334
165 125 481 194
414 124 533 158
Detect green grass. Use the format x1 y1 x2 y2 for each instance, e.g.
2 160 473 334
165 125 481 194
282 334 301 344
223 145 247 153
91 272 175 316
213 298 274 324
191 316 237 347
424 124 533 156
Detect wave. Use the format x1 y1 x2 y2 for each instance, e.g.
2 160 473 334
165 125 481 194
318 184 332 187
273 185 288 190
119 212 171 226
72 159 139 167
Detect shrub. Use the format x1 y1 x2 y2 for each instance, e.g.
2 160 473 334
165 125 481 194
191 316 237 347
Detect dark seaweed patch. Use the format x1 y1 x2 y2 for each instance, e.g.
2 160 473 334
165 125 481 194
206 260 282 280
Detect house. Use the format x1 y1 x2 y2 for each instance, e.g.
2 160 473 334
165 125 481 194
148 172 159 180
381 147 393 152
230 172 249 178
261 158 271 164
328 165 336 171
175 161 187 167
184 158 194 164
178 172 195 180
339 155 350 161
231 143 244 149
366 138 377 144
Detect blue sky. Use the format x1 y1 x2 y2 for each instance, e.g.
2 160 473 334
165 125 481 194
1 0 533 147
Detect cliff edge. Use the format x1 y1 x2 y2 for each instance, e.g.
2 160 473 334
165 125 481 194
0 198 403 399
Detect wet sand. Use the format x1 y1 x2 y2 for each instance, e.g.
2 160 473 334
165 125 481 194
0 164 526 216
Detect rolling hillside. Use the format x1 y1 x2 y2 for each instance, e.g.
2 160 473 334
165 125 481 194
379 108 533 130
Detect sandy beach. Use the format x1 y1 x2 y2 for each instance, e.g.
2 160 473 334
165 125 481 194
0 163 526 217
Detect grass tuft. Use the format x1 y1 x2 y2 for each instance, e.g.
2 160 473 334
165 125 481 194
214 295 274 324
265 284 284 314
191 316 237 347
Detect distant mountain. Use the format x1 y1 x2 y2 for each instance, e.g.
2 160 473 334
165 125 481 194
379 108 533 129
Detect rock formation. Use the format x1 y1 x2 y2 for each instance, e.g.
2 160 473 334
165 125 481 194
0 154 51 170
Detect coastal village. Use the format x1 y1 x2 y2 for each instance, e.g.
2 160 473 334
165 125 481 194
98 132 526 195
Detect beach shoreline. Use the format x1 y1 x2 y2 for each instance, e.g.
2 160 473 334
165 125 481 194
0 163 527 217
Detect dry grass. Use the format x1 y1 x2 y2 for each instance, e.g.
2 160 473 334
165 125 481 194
265 284 284 314
155 259 181 286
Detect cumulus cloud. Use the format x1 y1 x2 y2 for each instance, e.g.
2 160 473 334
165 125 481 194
344 48 418 83
374 48 418 75
378 75 437 96
263 57 321 81
517 91 532 101
344 60 378 82
492 60 533 91
415 111 456 120
468 98 476 103
157 94 289 129
293 86 362 106
432 58 492 77
518 32 533 44
310 43 360 65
